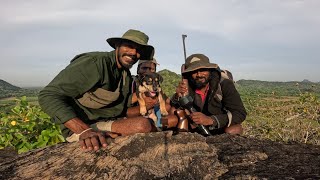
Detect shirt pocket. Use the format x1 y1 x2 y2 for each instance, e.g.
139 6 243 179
77 88 119 109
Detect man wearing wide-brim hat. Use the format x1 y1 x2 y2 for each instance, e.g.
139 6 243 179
39 29 157 152
169 53 247 135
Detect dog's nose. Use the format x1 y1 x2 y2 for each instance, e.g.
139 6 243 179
152 83 158 91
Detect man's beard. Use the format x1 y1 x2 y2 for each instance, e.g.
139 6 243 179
189 76 211 89
119 60 133 69
118 52 137 69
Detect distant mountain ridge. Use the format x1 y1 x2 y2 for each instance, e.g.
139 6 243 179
0 79 40 99
158 70 320 97
0 79 21 90
1 72 319 99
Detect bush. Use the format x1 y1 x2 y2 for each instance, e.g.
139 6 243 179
0 96 64 153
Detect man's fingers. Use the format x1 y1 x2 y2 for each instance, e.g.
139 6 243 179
85 138 93 151
90 136 100 151
79 139 86 150
77 131 113 151
97 134 108 148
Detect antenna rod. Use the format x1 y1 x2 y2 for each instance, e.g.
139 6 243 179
182 34 187 61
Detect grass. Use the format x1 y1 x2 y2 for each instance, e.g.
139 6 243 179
242 92 320 145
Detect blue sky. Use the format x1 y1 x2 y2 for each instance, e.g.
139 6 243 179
1 0 319 87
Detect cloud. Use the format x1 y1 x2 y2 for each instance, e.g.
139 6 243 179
1 0 320 86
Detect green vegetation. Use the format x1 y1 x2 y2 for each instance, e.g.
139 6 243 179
0 96 65 154
0 79 41 99
242 92 319 145
236 79 320 97
0 75 319 154
158 69 182 97
160 71 320 145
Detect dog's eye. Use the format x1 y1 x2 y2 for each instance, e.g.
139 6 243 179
146 78 153 85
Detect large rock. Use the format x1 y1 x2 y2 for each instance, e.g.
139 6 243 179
1 132 319 179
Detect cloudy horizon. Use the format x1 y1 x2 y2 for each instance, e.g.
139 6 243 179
1 0 319 87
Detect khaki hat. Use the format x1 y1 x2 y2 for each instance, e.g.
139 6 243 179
106 29 154 59
138 58 159 66
182 54 219 74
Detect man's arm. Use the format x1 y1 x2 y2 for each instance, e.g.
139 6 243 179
216 79 247 126
64 118 107 151
64 117 91 134
126 95 159 117
38 53 107 151
38 54 101 125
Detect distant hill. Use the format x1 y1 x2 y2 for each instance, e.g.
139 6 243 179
0 79 21 90
236 79 320 97
1 72 319 100
158 69 182 97
157 70 320 97
0 79 40 99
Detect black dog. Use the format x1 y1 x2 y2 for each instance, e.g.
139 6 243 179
136 72 168 124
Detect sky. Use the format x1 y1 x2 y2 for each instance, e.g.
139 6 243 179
1 0 320 87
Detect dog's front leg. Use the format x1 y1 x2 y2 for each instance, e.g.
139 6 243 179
158 91 168 116
137 93 147 116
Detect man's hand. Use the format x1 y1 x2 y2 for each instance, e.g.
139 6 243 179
176 80 188 97
144 96 158 110
64 118 108 151
79 129 107 151
126 96 158 117
190 112 213 126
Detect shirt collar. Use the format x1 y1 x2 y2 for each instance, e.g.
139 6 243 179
195 84 210 102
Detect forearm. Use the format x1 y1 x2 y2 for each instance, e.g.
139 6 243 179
211 114 229 128
126 106 142 117
64 117 90 134
220 80 247 125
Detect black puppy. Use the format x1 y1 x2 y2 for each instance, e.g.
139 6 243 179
136 72 168 124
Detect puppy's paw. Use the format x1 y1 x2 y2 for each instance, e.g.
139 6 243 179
161 110 169 116
140 108 147 116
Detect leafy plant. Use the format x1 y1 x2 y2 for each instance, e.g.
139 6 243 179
0 96 65 153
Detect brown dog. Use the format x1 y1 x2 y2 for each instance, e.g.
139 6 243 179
136 72 168 125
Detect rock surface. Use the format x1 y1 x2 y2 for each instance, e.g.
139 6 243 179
1 132 319 179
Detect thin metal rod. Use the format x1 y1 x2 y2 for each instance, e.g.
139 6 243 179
182 34 187 61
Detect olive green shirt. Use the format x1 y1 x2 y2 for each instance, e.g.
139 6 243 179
38 51 133 136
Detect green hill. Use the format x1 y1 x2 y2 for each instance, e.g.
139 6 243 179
157 70 320 98
0 79 21 91
2 73 319 100
236 79 320 97
158 69 182 97
0 79 40 99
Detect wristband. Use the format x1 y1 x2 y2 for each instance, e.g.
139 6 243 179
209 116 220 130
65 128 92 142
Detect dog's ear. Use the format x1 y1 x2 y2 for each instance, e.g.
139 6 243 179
138 75 146 84
133 75 140 86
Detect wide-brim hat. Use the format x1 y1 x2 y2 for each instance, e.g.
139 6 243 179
182 53 219 74
138 58 159 66
107 29 154 60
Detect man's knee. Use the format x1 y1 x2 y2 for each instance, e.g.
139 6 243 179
134 118 154 133
224 124 243 135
